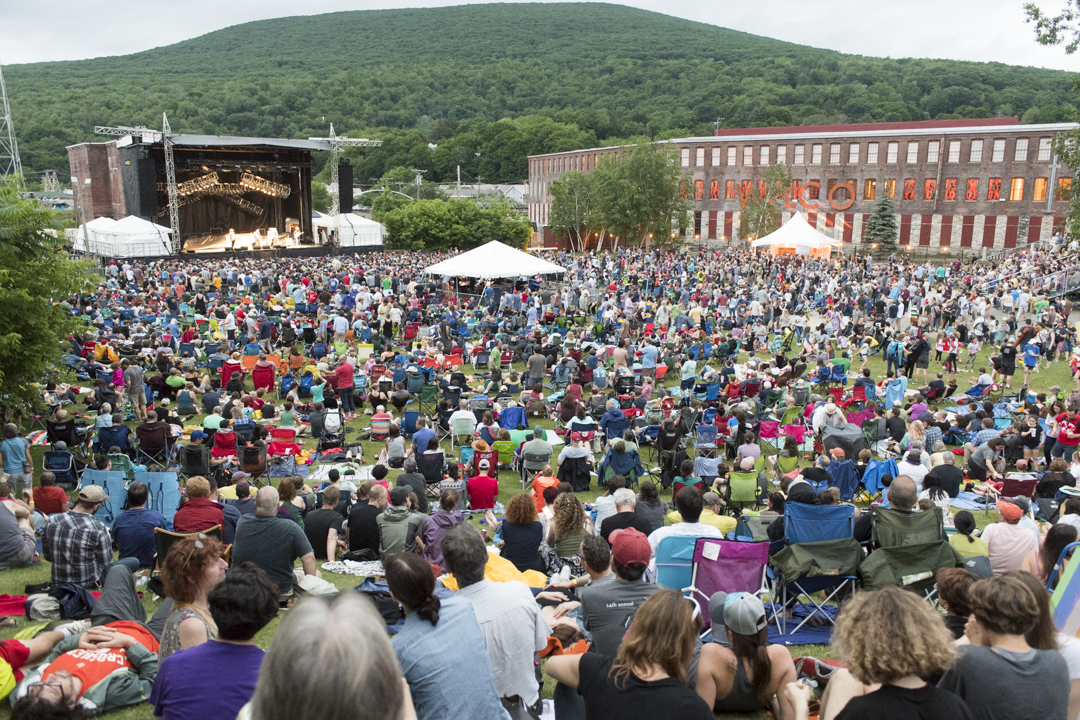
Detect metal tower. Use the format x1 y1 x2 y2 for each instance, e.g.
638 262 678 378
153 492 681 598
41 170 59 192
309 124 381 215
0 63 22 178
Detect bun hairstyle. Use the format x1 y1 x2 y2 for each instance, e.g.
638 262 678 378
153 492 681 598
385 553 441 626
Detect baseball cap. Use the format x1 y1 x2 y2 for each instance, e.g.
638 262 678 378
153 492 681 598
609 528 651 567
570 431 584 442
997 500 1023 521
478 459 491 470
389 486 410 506
232 471 250 482
190 430 207 440
702 491 722 507
709 591 767 639
79 486 107 504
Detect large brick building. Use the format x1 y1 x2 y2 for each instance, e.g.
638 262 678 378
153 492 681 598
527 118 1079 250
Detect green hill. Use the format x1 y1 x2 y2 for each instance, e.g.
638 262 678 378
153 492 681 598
6 2 1078 185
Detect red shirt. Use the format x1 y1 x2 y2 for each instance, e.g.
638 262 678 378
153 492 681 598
173 497 225 533
467 474 499 510
335 363 354 389
33 486 69 515
1058 413 1080 447
43 621 158 694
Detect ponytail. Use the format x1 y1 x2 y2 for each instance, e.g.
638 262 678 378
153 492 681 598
416 595 441 627
730 628 772 702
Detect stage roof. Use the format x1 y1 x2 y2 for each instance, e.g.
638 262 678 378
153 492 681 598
170 135 331 151
423 240 565 279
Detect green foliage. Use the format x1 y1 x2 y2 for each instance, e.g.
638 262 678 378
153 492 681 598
737 163 794 240
865 198 900 251
592 144 691 249
311 180 331 213
5 3 1076 181
0 179 93 413
381 198 531 251
548 171 601 251
1026 0 1080 54
370 189 412 223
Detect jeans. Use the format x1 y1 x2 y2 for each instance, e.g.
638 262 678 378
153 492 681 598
339 388 356 414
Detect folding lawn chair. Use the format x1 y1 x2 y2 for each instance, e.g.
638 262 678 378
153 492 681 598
870 506 945 549
859 540 963 602
685 538 770 627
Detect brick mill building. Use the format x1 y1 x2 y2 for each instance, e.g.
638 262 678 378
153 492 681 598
527 117 1079 250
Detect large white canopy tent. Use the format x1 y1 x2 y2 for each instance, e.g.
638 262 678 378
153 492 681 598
750 212 842 259
78 216 172 257
74 217 118 253
423 240 566 279
312 212 384 247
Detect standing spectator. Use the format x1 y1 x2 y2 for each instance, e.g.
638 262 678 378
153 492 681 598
1 423 32 498
442 524 548 713
150 563 279 720
387 553 508 720
111 481 170 569
336 357 356 419
122 359 147 423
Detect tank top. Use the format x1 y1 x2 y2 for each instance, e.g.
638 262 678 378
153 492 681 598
158 604 217 660
713 657 770 714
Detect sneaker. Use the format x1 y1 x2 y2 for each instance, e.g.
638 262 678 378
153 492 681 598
53 619 91 637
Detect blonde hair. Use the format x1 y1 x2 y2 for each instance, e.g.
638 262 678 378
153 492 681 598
833 587 957 684
611 590 697 686
908 421 925 443
185 476 210 498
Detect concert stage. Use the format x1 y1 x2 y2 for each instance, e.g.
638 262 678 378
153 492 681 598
183 230 304 254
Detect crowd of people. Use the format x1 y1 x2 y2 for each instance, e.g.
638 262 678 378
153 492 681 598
2 240 1080 719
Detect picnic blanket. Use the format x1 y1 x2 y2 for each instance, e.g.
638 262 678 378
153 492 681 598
950 491 989 510
306 463 373 484
27 431 49 447
322 560 385 577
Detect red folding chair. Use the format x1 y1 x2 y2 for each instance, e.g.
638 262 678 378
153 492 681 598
252 363 276 392
211 431 237 459
828 386 844 404
221 360 242 388
852 385 866 403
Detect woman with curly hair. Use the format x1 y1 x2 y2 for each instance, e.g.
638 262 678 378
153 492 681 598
495 494 545 573
807 586 972 720
158 533 227 660
545 589 713 719
544 492 592 578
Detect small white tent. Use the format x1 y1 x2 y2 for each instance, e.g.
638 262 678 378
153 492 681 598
311 212 384 247
87 216 173 257
750 212 842 258
423 240 566 279
74 217 119 253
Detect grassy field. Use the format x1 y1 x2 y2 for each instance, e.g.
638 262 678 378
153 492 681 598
0 334 1054 720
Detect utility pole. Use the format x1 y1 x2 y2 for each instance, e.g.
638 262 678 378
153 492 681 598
456 165 461 198
713 117 725 135
0 63 22 178
41 170 59 192
410 168 427 201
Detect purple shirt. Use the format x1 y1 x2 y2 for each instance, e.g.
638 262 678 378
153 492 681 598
150 640 264 720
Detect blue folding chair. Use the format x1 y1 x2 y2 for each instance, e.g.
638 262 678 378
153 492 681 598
828 460 860 501
499 406 528 431
135 471 182 525
95 425 132 455
79 469 128 528
859 458 898 500
401 411 420 437
655 535 704 591
42 451 77 486
694 424 718 457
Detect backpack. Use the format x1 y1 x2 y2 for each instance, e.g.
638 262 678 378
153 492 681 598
48 583 97 619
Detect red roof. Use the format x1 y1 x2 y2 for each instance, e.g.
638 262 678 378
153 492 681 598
713 117 1019 137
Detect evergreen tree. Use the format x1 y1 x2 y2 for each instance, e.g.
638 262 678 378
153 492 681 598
864 198 899 251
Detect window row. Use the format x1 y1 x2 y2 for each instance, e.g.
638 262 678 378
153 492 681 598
680 137 1056 169
703 177 1073 203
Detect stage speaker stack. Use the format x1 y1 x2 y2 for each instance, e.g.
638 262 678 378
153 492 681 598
338 160 353 214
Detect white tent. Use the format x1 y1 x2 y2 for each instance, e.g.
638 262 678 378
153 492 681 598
423 240 566 279
74 217 119 253
750 212 842 258
86 216 173 258
311 212 384 247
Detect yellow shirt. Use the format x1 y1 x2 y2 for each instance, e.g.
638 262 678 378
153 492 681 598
665 508 737 536
950 533 989 559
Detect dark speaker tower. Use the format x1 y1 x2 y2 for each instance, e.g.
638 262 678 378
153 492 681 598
118 144 159 220
338 161 353 214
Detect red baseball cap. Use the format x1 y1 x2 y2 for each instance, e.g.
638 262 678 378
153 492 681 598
610 528 651 567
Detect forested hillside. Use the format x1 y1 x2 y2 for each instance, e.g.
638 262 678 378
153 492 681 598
6 2 1077 185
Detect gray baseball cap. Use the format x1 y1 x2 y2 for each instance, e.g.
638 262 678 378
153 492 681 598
709 591 767 639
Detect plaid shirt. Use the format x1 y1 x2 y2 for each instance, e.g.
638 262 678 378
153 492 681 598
924 425 943 450
971 428 1001 447
42 510 111 587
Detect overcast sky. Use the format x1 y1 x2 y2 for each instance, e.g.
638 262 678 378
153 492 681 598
2 0 1076 70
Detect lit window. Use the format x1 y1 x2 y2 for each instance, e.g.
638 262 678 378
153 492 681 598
867 143 879 164
829 144 842 164
1038 138 1053 162
1057 178 1072 201
726 180 736 199
696 148 705 167
849 143 860 164
948 141 961 163
884 179 896 198
710 180 719 199
969 140 983 163
992 139 1006 162
966 179 979 200
1009 178 1025 201
927 141 940 163
811 144 823 165
760 146 770 165
906 142 919 164
1014 138 1029 162
903 179 916 200
794 145 805 164
807 180 820 199
864 179 877 200
727 147 737 166
943 178 957 200
711 147 721 166
988 178 1002 201
886 142 899 164
776 146 787 164
924 179 937 200
1034 177 1049 201
681 148 690 168
743 146 754 166
694 179 704 199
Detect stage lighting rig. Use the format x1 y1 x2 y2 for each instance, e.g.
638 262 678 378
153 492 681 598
240 173 291 198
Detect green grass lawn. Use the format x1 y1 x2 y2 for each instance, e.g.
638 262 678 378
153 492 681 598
0 336 1056 720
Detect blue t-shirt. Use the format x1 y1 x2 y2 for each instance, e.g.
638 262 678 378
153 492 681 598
111 507 170 568
150 640 265 720
1023 343 1041 367
639 345 658 368
412 427 435 453
0 437 28 475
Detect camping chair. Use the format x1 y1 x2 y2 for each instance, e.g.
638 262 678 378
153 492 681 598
557 455 592 492
134 471 182 525
859 540 963 602
984 474 1039 516
78 469 128 527
135 424 172 470
828 459 859 501
240 445 268 485
603 416 631 444
857 457 897 501
221 360 242 387
211 431 238 459
599 447 644 489
779 406 801 427
685 538 770 626
726 470 764 511
417 452 446 499
694 424 719 458
177 444 211 482
401 411 420 438
42 451 77 486
775 454 801 484
154 525 223 572
95 425 132 455
108 452 136 482
655 535 706 591
450 415 477 451
520 450 553 488
491 440 516 470
252 362 276 392
870 507 946 549
499 406 528 431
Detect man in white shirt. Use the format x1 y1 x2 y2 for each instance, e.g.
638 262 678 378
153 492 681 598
895 450 929 493
646 486 721 574
447 399 476 431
